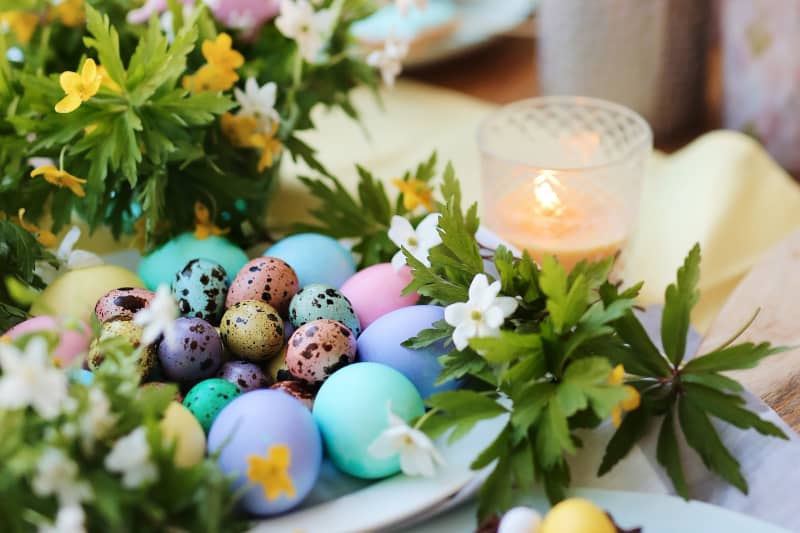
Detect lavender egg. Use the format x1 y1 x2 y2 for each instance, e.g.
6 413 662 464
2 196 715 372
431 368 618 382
172 259 229 325
94 287 155 323
286 319 356 385
217 360 272 392
158 317 224 383
208 389 323 515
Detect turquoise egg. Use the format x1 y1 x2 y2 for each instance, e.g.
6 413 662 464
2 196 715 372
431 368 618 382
264 233 355 288
171 259 229 325
139 233 248 290
288 284 361 336
182 378 242 433
312 362 425 479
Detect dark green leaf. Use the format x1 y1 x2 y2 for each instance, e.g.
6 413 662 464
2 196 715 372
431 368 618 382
425 390 507 444
682 342 788 373
680 372 744 393
610 310 672 377
598 406 650 475
539 256 589 334
401 320 452 349
682 383 786 439
535 400 575 468
656 409 689 498
470 423 511 470
661 244 701 365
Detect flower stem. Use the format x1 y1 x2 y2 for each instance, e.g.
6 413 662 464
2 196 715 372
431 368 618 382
58 145 68 171
413 407 440 431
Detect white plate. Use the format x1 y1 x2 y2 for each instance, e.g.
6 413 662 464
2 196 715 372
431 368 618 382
405 0 537 67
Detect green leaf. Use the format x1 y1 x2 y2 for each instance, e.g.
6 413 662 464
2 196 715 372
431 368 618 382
678 395 747 493
682 342 788 373
556 357 630 418
469 330 544 366
425 390 507 444
598 406 650 476
681 383 786 439
510 383 555 442
83 4 126 88
661 244 701 365
476 453 513 521
470 423 511 470
435 349 494 386
656 409 689 498
609 310 673 377
401 320 452 349
534 400 575 468
680 372 744 393
539 256 589 334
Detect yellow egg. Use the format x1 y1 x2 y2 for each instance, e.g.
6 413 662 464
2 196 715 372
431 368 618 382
539 498 616 533
31 265 144 324
160 402 206 468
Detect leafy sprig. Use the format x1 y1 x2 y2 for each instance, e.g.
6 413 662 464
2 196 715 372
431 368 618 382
0 219 53 330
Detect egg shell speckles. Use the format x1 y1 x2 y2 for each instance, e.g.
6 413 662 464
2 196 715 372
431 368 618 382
94 287 155 323
217 360 272 392
183 378 242 433
266 345 293 382
88 320 156 377
286 319 356 385
158 317 224 383
219 300 284 361
270 380 316 409
288 284 361 336
172 259 229 325
226 257 299 315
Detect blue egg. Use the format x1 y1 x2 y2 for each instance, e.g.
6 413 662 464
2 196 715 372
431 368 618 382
171 259 229 325
358 305 460 399
139 233 247 290
264 233 355 288
312 362 425 479
69 369 94 386
289 284 361 336
208 390 322 515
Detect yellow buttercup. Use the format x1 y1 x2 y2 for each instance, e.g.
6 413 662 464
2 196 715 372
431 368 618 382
17 208 57 248
608 364 641 428
31 165 87 197
392 178 434 211
55 58 102 113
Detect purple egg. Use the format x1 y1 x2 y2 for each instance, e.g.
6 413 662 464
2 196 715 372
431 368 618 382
158 317 223 383
357 305 461 399
208 389 322 515
217 361 272 391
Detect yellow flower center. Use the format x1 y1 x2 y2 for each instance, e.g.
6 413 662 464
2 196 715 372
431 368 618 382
470 310 482 321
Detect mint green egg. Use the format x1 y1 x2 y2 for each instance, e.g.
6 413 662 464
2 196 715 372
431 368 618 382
312 362 425 479
138 233 248 291
182 378 242 433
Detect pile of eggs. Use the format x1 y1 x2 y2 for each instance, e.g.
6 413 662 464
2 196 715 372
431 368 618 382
6 232 460 516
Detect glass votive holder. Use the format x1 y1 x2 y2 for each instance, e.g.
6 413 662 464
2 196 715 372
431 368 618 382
478 96 653 271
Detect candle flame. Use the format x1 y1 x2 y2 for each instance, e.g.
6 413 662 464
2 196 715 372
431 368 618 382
533 172 563 216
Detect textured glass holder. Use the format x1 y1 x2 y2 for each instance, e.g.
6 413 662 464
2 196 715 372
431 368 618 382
478 96 652 270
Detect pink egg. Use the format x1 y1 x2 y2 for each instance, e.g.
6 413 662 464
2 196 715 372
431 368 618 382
339 264 420 329
226 257 299 315
5 315 91 366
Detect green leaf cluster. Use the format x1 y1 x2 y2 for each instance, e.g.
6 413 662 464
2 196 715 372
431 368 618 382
0 220 52 330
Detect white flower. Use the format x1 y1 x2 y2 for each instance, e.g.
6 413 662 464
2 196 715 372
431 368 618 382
79 388 117 451
32 448 92 506
444 273 518 350
38 504 86 533
388 213 441 271
133 284 178 349
159 4 195 43
367 403 444 477
395 0 427 16
35 226 104 284
104 427 158 489
0 337 68 419
367 34 409 86
275 0 335 63
234 77 280 133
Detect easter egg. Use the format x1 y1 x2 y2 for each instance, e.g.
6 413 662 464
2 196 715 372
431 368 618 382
88 320 156 377
340 263 419 329
286 319 356 384
539 498 616 533
160 402 206 468
264 233 355 288
357 305 459 399
171 259 229 324
94 287 155 323
183 378 242 433
312 362 425 479
219 300 284 361
157 318 224 383
266 346 293 382
498 507 543 533
69 369 94 386
4 315 91 366
31 265 144 323
288 284 361 336
226 257 299 315
208 389 323 515
138 232 248 290
269 380 315 409
217 360 272 391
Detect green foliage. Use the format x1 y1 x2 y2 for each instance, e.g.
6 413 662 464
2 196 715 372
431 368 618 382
0 220 52 330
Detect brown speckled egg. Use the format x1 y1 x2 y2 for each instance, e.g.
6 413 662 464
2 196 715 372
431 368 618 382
225 257 299 315
270 380 316 409
219 300 284 361
286 319 356 385
266 345 293 382
88 320 156 377
95 287 155 323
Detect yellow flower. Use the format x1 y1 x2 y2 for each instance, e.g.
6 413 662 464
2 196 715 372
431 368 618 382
97 64 122 93
202 33 244 72
193 202 229 240
0 11 38 44
182 64 239 93
0 335 10 344
392 178 434 211
17 208 57 248
220 112 258 147
50 0 84 27
31 164 87 197
55 58 102 114
250 124 282 172
608 364 641 428
246 444 297 501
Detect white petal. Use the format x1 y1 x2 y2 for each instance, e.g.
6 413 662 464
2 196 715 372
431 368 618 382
391 250 407 271
57 226 81 259
415 213 441 247
400 447 435 477
452 321 477 350
443 302 468 327
387 215 414 246
494 296 519 318
467 274 491 305
476 322 501 340
484 305 506 329
367 432 400 459
410 246 432 267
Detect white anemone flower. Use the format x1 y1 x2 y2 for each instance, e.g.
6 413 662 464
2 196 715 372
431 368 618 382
133 284 179 349
367 403 444 477
104 427 158 488
32 448 92 505
0 337 68 419
367 34 409 86
275 0 335 63
35 226 103 284
38 504 87 533
234 77 280 133
444 273 518 350
388 213 441 271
